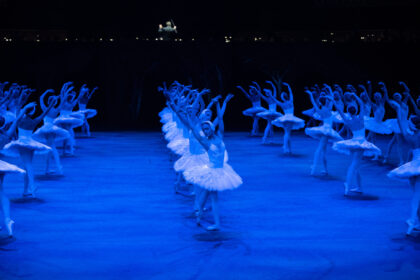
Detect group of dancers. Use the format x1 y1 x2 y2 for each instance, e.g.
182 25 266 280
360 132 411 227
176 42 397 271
0 81 97 237
159 82 242 231
239 80 419 236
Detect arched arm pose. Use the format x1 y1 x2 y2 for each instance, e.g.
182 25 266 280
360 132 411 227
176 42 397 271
400 81 420 117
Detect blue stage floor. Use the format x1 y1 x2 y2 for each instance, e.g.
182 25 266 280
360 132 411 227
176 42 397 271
0 132 419 279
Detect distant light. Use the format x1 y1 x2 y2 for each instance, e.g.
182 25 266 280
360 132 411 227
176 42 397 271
174 39 178 41
136 37 139 40
75 38 78 41
321 39 327 42
330 32 334 35
159 37 163 41
146 38 149 41
65 38 68 41
360 36 365 40
192 38 195 41
110 38 114 42
155 38 158 41
36 39 40 42
99 38 103 41
179 38 182 42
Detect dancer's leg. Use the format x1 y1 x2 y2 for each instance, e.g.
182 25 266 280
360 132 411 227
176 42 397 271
196 189 209 225
20 150 35 196
283 126 292 154
312 136 327 175
262 121 271 144
383 134 396 163
207 191 220 230
321 138 328 174
407 177 420 235
251 117 259 135
0 174 14 237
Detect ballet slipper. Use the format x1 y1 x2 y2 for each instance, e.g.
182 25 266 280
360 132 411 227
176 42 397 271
5 218 14 237
207 224 220 231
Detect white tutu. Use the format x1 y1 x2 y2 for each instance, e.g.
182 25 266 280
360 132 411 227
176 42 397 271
183 162 242 191
167 137 189 156
388 149 420 179
384 119 401 134
332 129 381 156
54 116 83 128
2 111 16 125
3 136 51 157
33 123 71 142
257 110 282 121
174 152 209 172
272 114 305 130
305 125 342 142
302 108 323 121
364 117 393 135
75 109 97 119
164 125 182 142
243 107 266 117
0 160 25 174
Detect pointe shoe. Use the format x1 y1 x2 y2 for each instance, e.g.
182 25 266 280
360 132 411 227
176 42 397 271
207 224 220 231
5 219 14 237
406 219 420 236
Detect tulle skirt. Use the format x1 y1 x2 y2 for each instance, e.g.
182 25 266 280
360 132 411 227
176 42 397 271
243 107 266 117
388 159 420 180
2 137 51 157
272 114 305 130
33 123 71 142
365 118 393 135
183 163 242 191
164 125 182 142
0 160 25 174
167 137 189 156
54 116 84 128
257 110 283 121
174 152 209 172
302 108 322 121
332 138 381 156
76 109 97 119
384 119 401 134
305 125 342 142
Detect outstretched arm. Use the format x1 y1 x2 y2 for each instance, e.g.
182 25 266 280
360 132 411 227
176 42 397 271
237 86 251 99
40 89 54 111
216 101 224 137
33 97 58 124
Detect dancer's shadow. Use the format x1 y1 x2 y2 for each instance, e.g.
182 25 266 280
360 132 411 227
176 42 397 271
35 174 65 181
278 153 307 159
10 197 45 204
193 231 240 242
332 193 379 201
0 235 15 246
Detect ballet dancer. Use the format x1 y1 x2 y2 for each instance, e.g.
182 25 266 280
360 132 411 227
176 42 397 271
332 91 381 196
237 84 266 136
0 159 25 237
184 98 242 231
383 82 411 165
254 81 283 144
305 88 342 176
3 96 57 197
76 85 98 137
33 87 71 175
388 104 420 236
271 82 305 154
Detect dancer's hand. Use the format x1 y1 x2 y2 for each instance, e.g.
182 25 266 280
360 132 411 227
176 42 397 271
211 95 222 103
358 84 367 93
23 102 37 112
225 93 234 102
399 81 410 94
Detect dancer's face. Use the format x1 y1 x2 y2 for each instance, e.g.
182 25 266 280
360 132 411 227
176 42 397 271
201 123 213 137
28 105 36 116
201 110 212 121
393 93 402 102
373 92 382 102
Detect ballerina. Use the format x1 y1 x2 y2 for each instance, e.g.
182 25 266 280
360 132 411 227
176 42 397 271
3 96 57 197
364 88 393 160
33 87 71 175
271 82 305 154
184 98 242 231
237 84 266 136
75 85 98 137
332 92 381 196
54 83 84 156
388 107 420 236
0 159 25 237
305 87 342 176
383 82 411 165
254 81 283 144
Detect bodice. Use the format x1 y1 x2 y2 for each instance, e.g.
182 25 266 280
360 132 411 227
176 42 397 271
44 116 55 124
208 142 225 168
79 104 87 111
373 106 385 122
189 130 205 155
268 103 277 112
352 128 366 139
252 101 261 108
18 128 33 138
413 148 420 160
283 107 294 115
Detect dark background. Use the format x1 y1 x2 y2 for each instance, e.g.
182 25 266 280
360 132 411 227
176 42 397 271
0 0 419 131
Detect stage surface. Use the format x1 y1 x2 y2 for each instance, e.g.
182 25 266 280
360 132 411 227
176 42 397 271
0 132 419 280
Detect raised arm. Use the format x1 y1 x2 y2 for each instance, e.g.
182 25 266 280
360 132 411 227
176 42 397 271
216 101 224 137
266 81 278 99
40 89 54 111
306 90 322 113
33 97 58 124
237 86 251 99
283 82 293 103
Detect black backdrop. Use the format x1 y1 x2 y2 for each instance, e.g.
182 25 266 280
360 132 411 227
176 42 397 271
0 41 419 131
